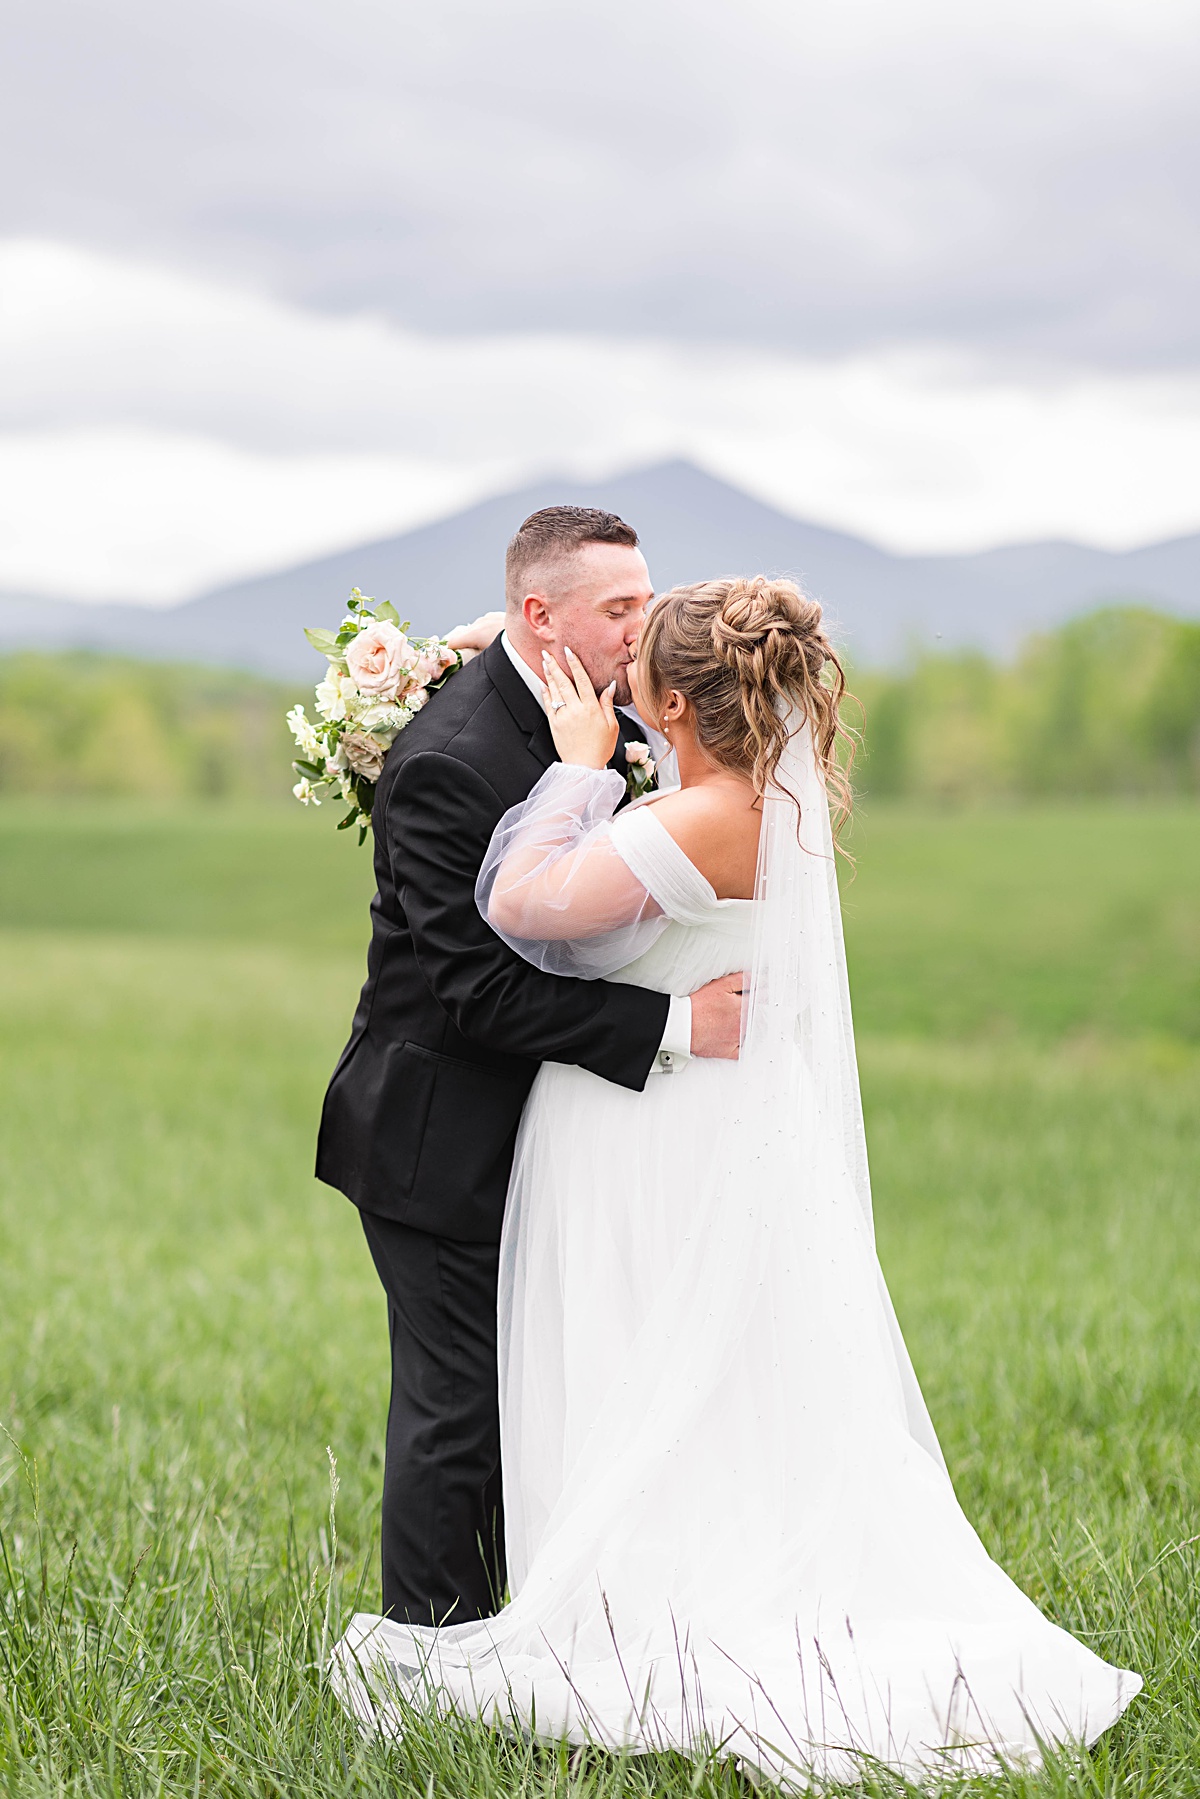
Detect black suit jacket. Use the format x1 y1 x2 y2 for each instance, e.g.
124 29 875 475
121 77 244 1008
316 637 669 1243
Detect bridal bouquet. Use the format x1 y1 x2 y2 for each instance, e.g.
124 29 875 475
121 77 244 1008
287 590 465 842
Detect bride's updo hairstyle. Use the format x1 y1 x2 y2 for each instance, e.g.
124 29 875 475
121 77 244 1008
636 576 855 833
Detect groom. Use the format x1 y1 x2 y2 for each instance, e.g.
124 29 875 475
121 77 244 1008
317 505 743 1625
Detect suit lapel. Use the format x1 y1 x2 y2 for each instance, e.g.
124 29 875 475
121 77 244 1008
526 715 557 772
482 637 557 774
610 716 635 778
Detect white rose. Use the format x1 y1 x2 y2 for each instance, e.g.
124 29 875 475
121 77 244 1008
314 674 347 722
625 742 653 768
359 703 404 732
345 622 410 698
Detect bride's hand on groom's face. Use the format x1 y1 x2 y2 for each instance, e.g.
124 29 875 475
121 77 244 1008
541 647 619 770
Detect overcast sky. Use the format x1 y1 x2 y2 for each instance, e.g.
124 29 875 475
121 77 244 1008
3 0 1199 601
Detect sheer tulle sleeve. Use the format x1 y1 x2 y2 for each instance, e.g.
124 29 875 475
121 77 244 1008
475 763 670 978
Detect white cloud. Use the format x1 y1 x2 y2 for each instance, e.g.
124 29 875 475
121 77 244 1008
3 239 1200 602
0 428 498 603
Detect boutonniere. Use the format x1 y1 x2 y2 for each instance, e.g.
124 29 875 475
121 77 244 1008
624 741 657 799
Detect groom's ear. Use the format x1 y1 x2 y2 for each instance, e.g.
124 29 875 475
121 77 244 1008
521 592 556 642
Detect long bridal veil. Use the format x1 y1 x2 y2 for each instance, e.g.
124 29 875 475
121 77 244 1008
743 706 945 1468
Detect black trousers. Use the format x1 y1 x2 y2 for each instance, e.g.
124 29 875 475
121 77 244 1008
359 1211 506 1624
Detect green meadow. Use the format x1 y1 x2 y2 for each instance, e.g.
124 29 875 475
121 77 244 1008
1 798 1197 1797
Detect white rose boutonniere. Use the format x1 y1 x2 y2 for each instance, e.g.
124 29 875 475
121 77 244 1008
624 740 657 800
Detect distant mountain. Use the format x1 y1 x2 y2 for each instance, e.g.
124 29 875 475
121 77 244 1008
1 460 1197 677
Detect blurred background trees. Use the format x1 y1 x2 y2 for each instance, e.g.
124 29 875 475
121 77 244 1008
0 654 299 801
1 603 1198 803
853 606 1200 801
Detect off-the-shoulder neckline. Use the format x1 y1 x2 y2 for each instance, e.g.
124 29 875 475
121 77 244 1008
616 799 756 910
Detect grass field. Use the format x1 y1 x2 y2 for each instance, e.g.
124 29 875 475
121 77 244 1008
1 799 1197 1797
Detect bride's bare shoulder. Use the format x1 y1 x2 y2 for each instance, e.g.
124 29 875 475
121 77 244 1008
646 784 760 900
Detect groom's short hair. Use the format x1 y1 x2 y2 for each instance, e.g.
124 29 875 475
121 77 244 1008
506 506 639 607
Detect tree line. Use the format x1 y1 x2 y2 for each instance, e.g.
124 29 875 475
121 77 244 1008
852 606 1200 800
0 653 299 801
0 605 1197 803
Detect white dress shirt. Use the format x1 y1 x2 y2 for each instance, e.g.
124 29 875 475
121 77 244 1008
499 632 691 1072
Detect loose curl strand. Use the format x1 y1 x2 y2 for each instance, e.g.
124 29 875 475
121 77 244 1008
637 576 857 843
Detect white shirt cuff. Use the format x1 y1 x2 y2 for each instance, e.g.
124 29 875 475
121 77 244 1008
649 994 692 1074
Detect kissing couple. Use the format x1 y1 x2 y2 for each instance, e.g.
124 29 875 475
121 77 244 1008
317 505 1138 1782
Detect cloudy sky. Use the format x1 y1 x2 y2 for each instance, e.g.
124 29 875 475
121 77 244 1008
3 0 1199 602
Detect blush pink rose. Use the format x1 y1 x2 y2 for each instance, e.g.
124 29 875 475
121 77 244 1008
345 622 410 698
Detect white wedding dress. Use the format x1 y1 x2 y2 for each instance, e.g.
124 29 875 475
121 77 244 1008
333 725 1140 1784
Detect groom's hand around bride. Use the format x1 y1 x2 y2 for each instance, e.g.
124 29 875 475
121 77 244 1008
689 972 746 1059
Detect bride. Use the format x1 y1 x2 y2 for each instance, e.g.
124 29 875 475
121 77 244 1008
333 577 1140 1782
